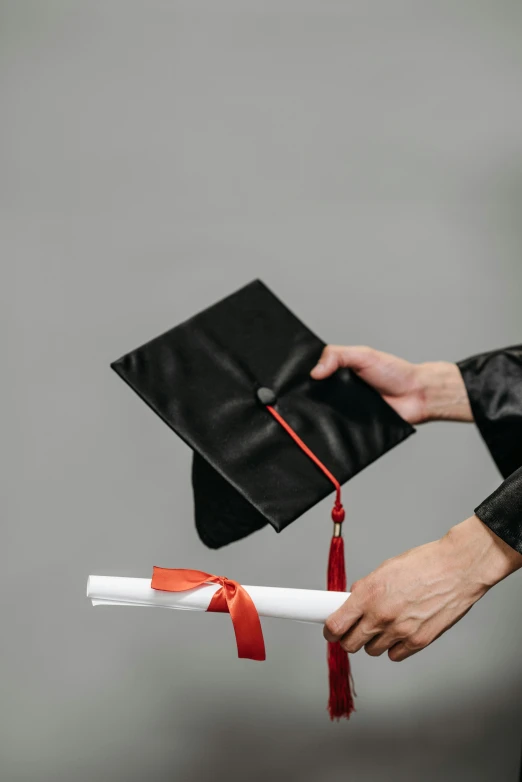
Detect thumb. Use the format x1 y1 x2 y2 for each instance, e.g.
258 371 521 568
323 593 362 642
310 345 376 380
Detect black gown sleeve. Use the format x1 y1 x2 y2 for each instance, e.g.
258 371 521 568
457 344 522 555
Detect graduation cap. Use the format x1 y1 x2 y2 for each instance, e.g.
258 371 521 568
111 279 415 718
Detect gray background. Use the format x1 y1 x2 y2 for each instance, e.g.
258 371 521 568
2 1 522 780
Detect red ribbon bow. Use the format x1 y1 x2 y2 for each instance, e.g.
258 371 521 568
151 567 266 662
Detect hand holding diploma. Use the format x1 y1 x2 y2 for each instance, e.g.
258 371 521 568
323 515 522 661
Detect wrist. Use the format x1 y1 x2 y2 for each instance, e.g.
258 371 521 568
417 361 473 423
444 515 522 589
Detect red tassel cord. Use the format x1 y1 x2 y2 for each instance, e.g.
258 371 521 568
265 404 355 720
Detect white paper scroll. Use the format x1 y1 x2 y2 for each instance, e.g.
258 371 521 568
86 576 350 624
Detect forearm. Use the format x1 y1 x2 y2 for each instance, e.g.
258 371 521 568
417 361 474 423
445 514 522 589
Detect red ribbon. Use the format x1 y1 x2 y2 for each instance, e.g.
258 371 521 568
151 567 266 661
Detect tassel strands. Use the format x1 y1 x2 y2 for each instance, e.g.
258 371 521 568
327 505 355 720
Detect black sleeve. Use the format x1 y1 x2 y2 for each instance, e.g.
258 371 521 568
473 466 522 555
457 345 522 555
457 344 522 479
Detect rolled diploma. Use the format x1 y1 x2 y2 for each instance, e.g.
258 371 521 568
87 576 350 624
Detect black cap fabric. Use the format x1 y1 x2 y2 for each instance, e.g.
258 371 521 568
111 280 415 548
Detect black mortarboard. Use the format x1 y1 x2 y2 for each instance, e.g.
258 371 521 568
111 279 414 550
111 279 415 719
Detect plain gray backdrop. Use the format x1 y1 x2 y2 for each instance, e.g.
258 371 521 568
2 1 522 780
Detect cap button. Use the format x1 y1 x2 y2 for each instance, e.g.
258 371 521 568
256 387 277 406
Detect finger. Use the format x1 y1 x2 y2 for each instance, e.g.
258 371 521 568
310 345 376 380
339 620 380 654
364 630 405 657
323 596 363 643
310 346 342 380
388 618 459 662
388 640 423 663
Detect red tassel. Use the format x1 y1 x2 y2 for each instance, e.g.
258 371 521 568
261 404 355 719
327 518 355 720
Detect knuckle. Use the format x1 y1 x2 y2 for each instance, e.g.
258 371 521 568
374 609 393 625
340 638 356 654
408 633 428 651
393 622 410 640
324 616 343 638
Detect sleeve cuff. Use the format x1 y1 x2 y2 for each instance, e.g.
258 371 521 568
474 465 522 555
457 346 522 479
